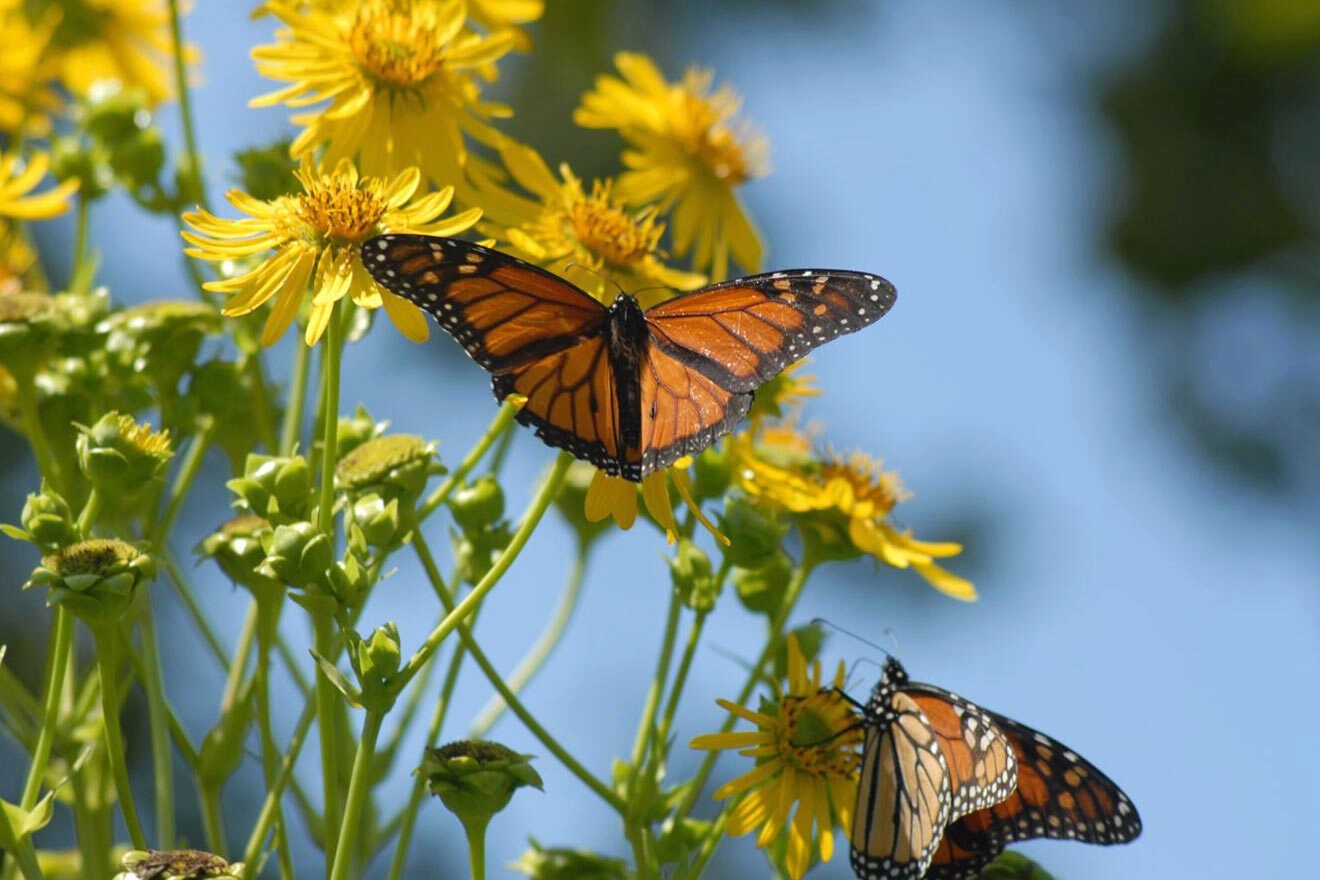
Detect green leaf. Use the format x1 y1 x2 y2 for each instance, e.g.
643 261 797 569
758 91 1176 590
310 648 362 708
981 851 1058 880
0 789 55 841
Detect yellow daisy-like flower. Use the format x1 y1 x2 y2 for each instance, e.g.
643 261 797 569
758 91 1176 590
690 633 861 880
734 426 976 600
181 156 481 347
575 52 768 281
0 8 60 136
40 0 198 105
583 457 726 545
0 151 78 220
468 0 542 51
251 0 515 186
476 141 705 305
0 221 43 293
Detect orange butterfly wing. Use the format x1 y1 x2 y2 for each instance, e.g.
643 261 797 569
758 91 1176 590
905 685 1018 822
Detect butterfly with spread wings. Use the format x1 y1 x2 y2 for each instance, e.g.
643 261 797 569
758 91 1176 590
846 656 1141 880
848 657 1019 880
361 234 895 480
925 708 1143 879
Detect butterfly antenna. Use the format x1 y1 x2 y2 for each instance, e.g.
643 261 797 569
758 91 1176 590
564 261 626 298
811 617 895 660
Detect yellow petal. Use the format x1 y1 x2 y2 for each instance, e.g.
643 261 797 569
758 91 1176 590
712 759 781 801
640 470 677 543
687 730 772 750
380 289 429 343
912 561 977 601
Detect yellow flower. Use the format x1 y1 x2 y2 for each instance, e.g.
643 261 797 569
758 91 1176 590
476 141 705 305
0 221 43 292
583 458 726 544
251 0 515 186
40 0 198 105
734 426 976 600
0 151 78 220
0 9 60 136
575 52 768 281
468 0 542 51
690 634 860 880
181 156 480 347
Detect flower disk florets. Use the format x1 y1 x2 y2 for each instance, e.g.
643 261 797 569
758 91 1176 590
26 538 157 625
336 433 438 507
422 739 543 829
76 411 173 499
115 848 243 880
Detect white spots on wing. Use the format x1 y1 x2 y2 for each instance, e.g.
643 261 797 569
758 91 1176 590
870 279 881 290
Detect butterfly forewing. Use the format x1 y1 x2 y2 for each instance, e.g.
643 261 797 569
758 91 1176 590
644 269 896 393
905 684 1018 822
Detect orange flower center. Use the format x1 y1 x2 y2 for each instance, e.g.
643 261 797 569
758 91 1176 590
348 2 447 91
820 452 909 514
777 693 862 778
291 178 388 243
564 180 662 268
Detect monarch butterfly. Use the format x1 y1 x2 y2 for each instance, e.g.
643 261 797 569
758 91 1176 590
360 234 895 480
849 657 1019 880
848 657 1141 880
925 709 1143 879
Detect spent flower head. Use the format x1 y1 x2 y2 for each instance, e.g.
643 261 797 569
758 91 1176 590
734 425 975 600
252 0 515 185
26 538 157 625
114 848 243 880
182 156 480 346
335 433 439 507
575 52 768 279
510 840 628 880
690 633 861 880
422 739 543 830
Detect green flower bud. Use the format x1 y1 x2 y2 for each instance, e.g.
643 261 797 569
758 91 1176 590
259 522 333 590
718 496 787 569
81 82 151 146
322 549 370 609
357 622 401 677
198 515 278 596
50 135 113 201
691 443 734 501
553 461 610 548
75 412 173 499
115 848 244 880
197 682 254 789
335 434 438 508
101 301 218 390
110 128 165 190
669 539 718 613
422 740 542 830
0 288 56 378
25 539 156 625
332 405 388 460
450 521 512 588
449 475 505 532
233 140 299 201
734 549 793 616
226 453 313 524
15 484 79 552
655 815 715 868
511 840 628 880
349 493 403 549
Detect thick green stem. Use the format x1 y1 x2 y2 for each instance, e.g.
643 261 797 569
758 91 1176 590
279 337 312 456
461 817 488 880
72 196 88 282
240 700 316 880
199 787 227 856
469 546 589 738
418 400 521 521
0 808 45 880
313 615 343 865
316 302 343 535
398 453 571 689
137 602 175 848
19 607 73 808
625 590 681 801
326 710 383 880
255 597 296 880
90 627 148 849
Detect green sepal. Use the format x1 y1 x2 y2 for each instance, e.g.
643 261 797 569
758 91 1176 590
980 851 1057 880
310 648 363 708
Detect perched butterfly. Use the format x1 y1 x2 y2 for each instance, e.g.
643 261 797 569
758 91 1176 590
847 657 1141 880
926 708 1143 879
361 235 895 480
848 657 1019 880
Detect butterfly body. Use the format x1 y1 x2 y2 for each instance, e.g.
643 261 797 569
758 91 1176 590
848 656 1140 880
362 234 895 480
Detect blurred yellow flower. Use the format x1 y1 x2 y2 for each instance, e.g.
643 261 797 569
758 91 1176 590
0 152 78 220
476 141 705 305
583 458 725 545
468 0 542 51
0 9 60 135
39 0 198 105
690 633 860 880
575 52 768 281
747 358 819 423
252 0 515 186
734 426 976 600
0 221 43 293
181 157 480 347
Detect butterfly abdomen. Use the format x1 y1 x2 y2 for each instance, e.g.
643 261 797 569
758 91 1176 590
607 295 649 476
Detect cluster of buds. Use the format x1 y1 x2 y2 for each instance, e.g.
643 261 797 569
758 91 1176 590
669 539 719 613
511 840 628 880
336 432 441 555
2 483 79 553
312 622 404 713
448 476 512 587
719 496 792 615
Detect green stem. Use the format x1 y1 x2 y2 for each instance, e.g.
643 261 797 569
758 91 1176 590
0 808 45 880
672 559 816 825
418 400 521 521
137 603 175 848
655 610 708 757
76 488 102 536
152 418 213 546
461 817 488 880
408 505 622 812
70 778 106 880
484 416 516 477
313 615 343 865
72 195 88 280
14 380 61 492
200 787 227 855
326 710 383 880
316 301 343 535
221 600 259 711
90 627 148 849
676 804 732 880
468 546 589 737
19 607 73 808
279 336 312 456
398 453 571 689
255 596 296 880
240 700 316 880
165 0 206 211
626 589 681 790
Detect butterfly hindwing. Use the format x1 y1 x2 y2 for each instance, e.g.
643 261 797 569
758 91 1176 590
905 684 1018 822
637 338 753 474
643 269 896 393
362 235 608 373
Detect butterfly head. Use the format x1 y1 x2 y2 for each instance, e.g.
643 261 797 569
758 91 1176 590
864 656 909 720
